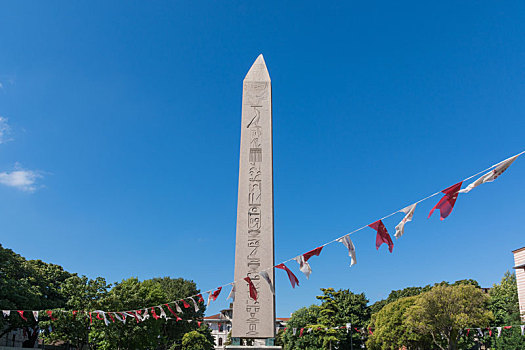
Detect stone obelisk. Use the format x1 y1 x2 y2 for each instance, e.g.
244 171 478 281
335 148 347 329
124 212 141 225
231 54 276 342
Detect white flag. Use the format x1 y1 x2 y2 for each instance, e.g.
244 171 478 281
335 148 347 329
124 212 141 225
460 155 520 194
337 235 356 266
227 284 236 301
259 271 275 294
497 327 502 337
32 311 38 322
113 312 127 324
395 203 417 238
294 255 312 279
521 325 524 336
175 301 183 313
2 310 10 317
158 307 167 320
141 308 150 321
190 297 199 312
292 328 297 335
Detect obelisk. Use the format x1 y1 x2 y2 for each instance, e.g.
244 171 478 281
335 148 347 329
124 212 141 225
231 54 276 341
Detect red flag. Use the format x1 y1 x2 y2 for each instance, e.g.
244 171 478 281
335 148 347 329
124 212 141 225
303 246 323 261
96 312 104 320
182 299 191 309
17 311 27 321
369 220 394 253
428 181 463 220
467 329 470 336
488 328 492 337
89 312 92 324
198 321 202 327
72 310 78 320
276 263 299 288
244 276 258 301
197 294 204 303
151 307 159 320
368 327 374 335
108 313 115 323
208 287 222 305
299 328 304 337
46 310 57 321
504 326 512 329
164 304 181 321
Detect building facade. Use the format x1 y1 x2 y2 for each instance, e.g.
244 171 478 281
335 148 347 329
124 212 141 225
203 306 288 350
512 246 525 321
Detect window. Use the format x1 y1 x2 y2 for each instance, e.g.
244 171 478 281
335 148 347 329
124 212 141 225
218 337 223 346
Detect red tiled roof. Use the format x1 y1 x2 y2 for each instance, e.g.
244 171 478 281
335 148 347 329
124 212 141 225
203 313 221 320
276 317 290 322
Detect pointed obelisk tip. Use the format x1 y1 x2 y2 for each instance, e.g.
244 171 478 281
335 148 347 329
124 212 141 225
244 54 270 82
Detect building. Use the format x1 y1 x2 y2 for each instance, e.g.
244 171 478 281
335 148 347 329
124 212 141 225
203 305 288 350
512 246 525 321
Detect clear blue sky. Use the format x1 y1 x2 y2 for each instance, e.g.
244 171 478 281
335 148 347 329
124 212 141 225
1 1 524 317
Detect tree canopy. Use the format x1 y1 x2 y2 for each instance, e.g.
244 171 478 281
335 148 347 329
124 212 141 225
0 244 211 350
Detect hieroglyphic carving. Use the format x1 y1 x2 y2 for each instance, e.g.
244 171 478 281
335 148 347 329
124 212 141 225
244 82 268 336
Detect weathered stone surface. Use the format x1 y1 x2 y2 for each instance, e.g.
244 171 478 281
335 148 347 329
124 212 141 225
231 55 275 339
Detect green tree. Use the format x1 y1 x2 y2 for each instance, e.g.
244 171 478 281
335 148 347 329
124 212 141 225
367 296 432 350
179 330 214 350
41 275 110 349
369 286 431 315
406 284 493 350
280 305 323 350
485 271 525 349
316 288 371 349
0 245 75 347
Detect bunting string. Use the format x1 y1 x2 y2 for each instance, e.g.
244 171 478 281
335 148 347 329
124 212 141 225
2 150 524 322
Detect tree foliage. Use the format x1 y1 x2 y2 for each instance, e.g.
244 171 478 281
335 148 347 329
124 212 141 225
406 284 493 350
485 271 525 349
281 288 371 350
0 244 211 349
367 296 432 350
179 330 214 350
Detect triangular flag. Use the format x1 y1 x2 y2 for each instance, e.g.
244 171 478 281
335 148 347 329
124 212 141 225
207 287 222 307
299 328 304 337
108 313 115 323
151 307 159 320
460 155 520 193
182 299 191 309
190 297 199 312
32 311 38 322
497 327 502 337
114 312 127 324
164 304 181 321
141 308 150 321
157 306 167 320
259 270 275 294
428 182 463 220
197 294 204 303
292 328 297 335
395 203 417 238
294 246 323 279
521 325 524 336
3 310 10 317
17 310 27 321
369 220 394 253
175 302 183 313
337 235 356 266
227 284 236 301
275 263 299 288
244 276 258 301
198 321 202 327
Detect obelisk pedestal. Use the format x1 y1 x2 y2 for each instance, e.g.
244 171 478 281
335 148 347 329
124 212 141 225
227 55 280 349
